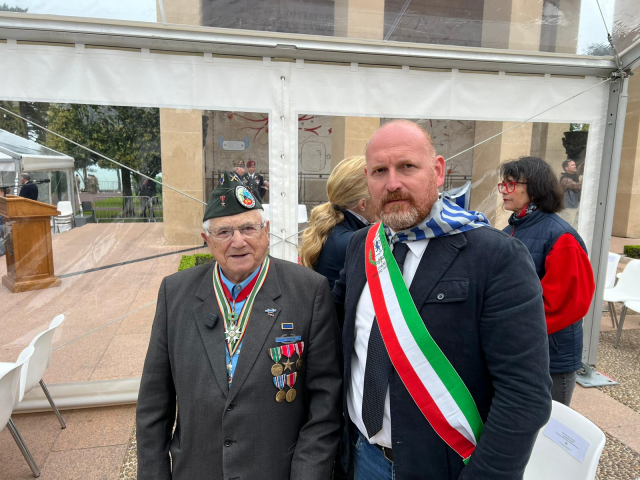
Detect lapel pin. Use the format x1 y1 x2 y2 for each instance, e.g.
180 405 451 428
276 335 302 343
281 322 293 330
265 308 277 317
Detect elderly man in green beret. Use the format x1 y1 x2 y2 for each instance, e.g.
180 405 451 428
137 172 342 480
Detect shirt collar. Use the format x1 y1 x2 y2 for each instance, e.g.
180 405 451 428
346 209 369 226
219 264 261 299
388 227 429 257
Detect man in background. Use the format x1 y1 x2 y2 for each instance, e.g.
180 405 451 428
19 173 38 201
560 159 582 209
232 159 246 180
559 159 582 225
242 159 268 202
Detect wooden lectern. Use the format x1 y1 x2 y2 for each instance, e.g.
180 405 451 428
0 195 61 293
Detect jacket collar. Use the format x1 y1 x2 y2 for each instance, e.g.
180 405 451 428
508 208 547 229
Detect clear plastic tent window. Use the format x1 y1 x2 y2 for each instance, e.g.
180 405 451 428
0 3 637 416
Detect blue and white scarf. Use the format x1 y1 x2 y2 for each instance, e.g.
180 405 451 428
385 182 490 244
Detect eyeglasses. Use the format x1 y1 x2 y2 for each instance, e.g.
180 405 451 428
497 181 527 194
206 222 266 241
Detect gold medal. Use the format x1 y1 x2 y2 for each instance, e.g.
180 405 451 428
286 387 297 402
296 357 303 369
271 363 283 376
276 390 286 402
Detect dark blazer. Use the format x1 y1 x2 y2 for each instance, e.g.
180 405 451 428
242 172 266 201
333 226 552 480
19 182 38 201
315 210 367 291
137 257 342 480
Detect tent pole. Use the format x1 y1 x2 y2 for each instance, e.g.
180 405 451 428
577 76 629 387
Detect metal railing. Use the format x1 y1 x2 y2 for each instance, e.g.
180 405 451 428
94 195 162 223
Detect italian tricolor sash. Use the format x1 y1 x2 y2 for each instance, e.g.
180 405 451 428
365 222 484 462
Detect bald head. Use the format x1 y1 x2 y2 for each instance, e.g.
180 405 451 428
364 119 445 230
365 120 436 161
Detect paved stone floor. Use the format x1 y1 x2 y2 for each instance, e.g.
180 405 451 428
2 231 640 478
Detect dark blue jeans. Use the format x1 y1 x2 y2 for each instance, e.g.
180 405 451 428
353 429 395 480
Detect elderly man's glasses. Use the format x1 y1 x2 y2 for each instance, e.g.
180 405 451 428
497 181 527 194
207 222 265 241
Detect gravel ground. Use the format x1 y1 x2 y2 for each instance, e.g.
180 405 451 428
118 424 137 479
118 329 640 479
596 433 640 480
596 330 640 415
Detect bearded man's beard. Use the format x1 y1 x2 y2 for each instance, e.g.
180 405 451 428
377 186 438 231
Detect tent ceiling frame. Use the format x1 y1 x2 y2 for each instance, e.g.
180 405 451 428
0 13 618 77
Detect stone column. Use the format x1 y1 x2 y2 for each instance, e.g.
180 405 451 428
334 0 385 40
613 69 640 238
330 1 385 166
331 117 381 168
470 0 544 228
160 109 205 245
471 122 535 228
157 0 204 245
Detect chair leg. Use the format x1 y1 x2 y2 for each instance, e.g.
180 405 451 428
39 380 66 429
615 305 628 349
609 302 618 328
7 418 41 478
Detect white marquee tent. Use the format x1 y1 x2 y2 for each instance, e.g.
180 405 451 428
0 2 639 404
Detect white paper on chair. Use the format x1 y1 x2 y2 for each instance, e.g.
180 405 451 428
543 417 590 463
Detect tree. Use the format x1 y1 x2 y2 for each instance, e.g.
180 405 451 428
0 101 49 143
45 104 161 213
0 3 28 12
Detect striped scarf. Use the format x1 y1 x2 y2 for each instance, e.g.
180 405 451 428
385 182 490 244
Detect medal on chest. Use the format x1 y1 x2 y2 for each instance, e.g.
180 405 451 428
213 256 271 357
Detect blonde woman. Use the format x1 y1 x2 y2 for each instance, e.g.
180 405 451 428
300 156 377 289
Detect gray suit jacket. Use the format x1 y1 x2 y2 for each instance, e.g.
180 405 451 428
137 257 342 480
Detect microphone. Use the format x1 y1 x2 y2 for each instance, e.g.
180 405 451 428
34 179 51 184
205 313 219 329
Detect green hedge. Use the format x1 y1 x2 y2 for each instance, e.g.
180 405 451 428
178 253 214 271
624 245 640 259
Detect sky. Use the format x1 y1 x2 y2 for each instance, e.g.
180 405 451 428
8 0 156 22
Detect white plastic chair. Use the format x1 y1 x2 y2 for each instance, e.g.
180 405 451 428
524 401 605 480
603 260 640 348
615 299 640 349
603 253 621 327
53 201 74 233
0 345 40 478
0 315 66 428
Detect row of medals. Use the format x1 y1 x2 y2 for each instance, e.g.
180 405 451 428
272 354 302 403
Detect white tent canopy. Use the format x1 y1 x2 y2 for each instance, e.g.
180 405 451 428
0 129 74 171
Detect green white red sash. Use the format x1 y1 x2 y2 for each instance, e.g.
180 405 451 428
365 223 483 462
213 255 271 356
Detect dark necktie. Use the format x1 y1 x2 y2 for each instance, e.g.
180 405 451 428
362 242 409 438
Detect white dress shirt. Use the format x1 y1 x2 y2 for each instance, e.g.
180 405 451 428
347 238 429 448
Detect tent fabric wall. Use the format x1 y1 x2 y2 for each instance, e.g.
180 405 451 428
0 43 609 258
0 39 614 386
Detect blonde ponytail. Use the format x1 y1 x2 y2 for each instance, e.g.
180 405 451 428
300 156 369 269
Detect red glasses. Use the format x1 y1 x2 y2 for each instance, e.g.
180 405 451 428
497 181 527 194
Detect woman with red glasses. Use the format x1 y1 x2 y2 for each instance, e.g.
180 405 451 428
498 156 595 406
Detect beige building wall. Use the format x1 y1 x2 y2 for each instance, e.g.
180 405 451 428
160 109 205 245
334 0 385 40
613 68 640 238
331 117 381 169
471 122 534 229
157 1 204 245
331 1 384 172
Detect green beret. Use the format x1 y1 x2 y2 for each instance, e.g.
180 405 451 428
203 171 263 221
